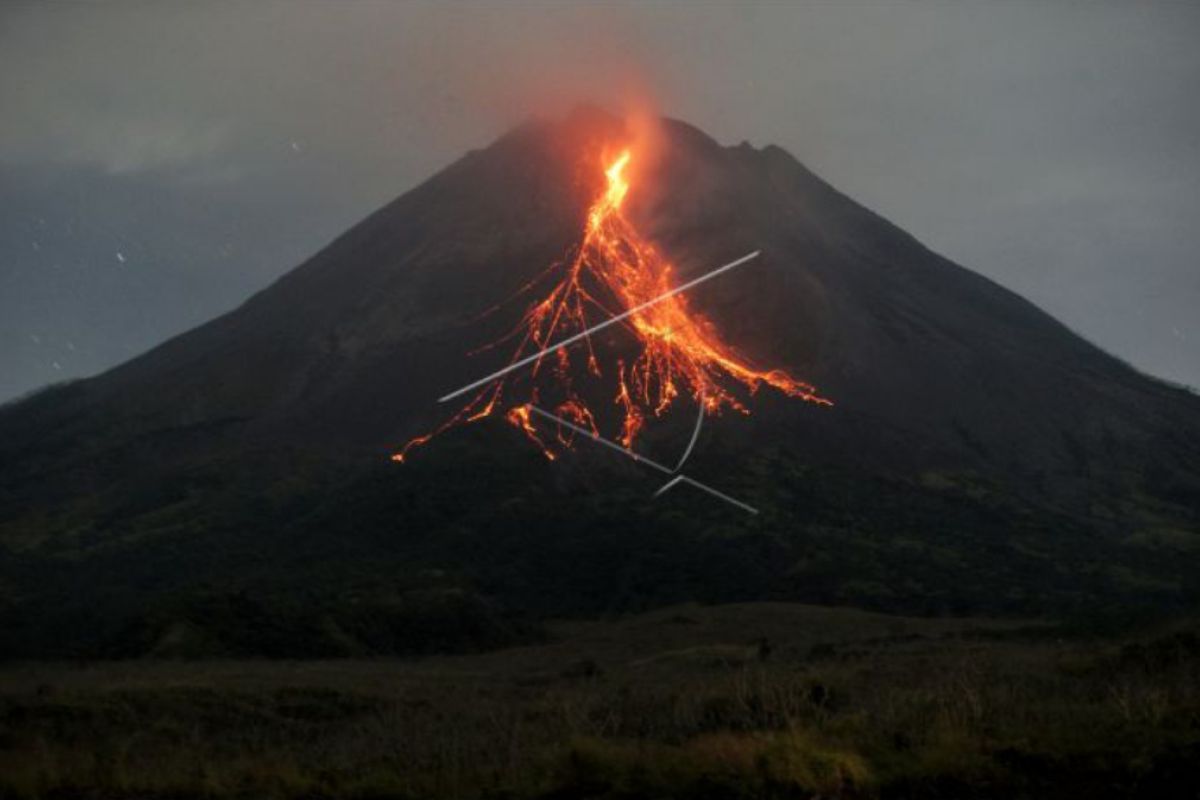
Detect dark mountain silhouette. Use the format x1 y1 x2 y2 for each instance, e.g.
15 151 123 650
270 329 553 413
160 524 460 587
2 107 1198 658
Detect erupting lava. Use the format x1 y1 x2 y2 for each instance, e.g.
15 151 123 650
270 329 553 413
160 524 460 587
394 145 830 463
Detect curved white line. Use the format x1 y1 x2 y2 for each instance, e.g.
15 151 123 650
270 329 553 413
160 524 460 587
527 404 757 515
673 387 706 472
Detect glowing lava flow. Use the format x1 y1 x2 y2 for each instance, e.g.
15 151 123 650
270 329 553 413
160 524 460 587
393 146 831 463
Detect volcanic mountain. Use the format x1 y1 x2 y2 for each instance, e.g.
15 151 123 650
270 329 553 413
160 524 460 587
2 107 1198 658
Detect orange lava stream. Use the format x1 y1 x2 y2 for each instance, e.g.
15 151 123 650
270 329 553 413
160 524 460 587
394 146 830 463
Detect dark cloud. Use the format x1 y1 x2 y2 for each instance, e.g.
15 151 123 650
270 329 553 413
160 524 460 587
1 1 1197 400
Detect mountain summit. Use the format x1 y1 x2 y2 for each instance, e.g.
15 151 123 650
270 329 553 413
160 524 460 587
2 108 1198 657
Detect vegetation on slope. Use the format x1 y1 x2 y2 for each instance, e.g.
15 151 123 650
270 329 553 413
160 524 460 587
1 603 1196 799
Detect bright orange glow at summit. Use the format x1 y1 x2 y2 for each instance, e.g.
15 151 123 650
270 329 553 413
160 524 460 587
394 144 831 462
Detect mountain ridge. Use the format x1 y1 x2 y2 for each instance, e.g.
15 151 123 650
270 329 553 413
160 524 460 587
1 107 1197 657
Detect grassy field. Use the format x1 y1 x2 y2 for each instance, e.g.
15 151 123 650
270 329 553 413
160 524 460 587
0 602 1197 799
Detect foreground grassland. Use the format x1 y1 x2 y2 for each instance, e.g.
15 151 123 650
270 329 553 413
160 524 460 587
0 603 1197 799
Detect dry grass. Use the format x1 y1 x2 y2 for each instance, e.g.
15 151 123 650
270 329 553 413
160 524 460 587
0 603 1196 798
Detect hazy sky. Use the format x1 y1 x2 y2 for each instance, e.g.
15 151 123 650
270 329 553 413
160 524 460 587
2 1 1197 401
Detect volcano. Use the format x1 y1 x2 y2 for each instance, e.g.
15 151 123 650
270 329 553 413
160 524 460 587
2 107 1198 658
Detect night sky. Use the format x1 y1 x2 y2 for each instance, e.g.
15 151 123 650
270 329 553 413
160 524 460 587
2 1 1197 402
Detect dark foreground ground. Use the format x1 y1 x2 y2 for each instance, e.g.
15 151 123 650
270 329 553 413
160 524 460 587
1 602 1197 799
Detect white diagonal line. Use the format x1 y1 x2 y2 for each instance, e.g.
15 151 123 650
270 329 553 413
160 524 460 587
676 476 759 516
528 404 758 515
527 405 673 474
652 474 687 497
438 250 761 403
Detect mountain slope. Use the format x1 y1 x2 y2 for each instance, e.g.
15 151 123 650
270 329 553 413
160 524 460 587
1 107 1197 657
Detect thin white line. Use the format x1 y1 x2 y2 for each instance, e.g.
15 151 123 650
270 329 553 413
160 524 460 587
527 405 673 474
678 476 759 516
528 404 758 515
438 250 761 403
673 388 706 472
652 474 686 497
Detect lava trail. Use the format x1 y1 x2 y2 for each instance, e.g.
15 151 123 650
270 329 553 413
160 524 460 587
394 145 830 463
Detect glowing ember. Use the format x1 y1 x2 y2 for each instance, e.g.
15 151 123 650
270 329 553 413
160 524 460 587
395 145 831 462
